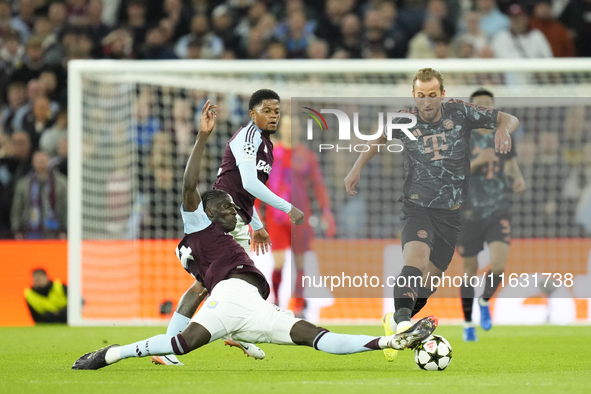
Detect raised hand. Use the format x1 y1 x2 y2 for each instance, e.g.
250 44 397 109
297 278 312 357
199 99 217 134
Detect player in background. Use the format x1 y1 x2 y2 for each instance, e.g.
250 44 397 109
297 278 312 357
153 90 305 366
72 100 438 370
457 89 526 342
344 68 519 362
256 115 336 316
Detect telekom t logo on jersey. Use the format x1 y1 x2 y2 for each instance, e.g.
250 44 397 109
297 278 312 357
303 107 418 141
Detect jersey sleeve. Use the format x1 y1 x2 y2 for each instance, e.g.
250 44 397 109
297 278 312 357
229 126 263 166
461 100 499 131
180 202 212 234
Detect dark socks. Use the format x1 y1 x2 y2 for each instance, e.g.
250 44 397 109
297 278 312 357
482 270 503 301
411 286 437 317
460 283 475 322
393 265 422 323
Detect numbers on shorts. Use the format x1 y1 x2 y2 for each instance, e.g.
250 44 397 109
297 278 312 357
500 219 511 234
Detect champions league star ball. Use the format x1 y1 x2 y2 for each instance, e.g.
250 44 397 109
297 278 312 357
414 335 452 371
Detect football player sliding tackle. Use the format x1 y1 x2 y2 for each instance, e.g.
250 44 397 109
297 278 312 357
153 89 304 365
72 100 438 370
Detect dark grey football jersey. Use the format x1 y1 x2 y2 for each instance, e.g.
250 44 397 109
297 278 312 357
462 130 516 221
391 99 498 209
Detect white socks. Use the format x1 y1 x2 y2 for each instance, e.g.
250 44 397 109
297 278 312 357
396 320 412 333
113 335 175 364
389 314 397 333
105 313 191 365
167 312 191 336
105 347 122 365
314 332 383 354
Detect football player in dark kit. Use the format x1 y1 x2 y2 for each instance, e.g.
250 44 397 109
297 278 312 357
344 68 520 362
457 89 526 342
72 100 438 370
152 90 305 365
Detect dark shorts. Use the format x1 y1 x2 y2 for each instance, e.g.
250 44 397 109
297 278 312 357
457 212 512 257
400 200 462 272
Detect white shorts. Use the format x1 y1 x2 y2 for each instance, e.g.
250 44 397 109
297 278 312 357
192 279 301 345
229 214 250 253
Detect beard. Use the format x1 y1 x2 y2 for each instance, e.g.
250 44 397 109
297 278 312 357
419 108 440 122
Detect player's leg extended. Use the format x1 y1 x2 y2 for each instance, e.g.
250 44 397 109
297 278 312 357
289 318 438 354
381 241 430 361
479 241 510 330
72 322 212 370
393 241 430 328
411 261 443 319
461 256 478 341
410 211 462 322
152 280 205 365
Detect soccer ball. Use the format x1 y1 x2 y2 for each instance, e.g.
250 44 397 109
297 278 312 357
414 335 452 371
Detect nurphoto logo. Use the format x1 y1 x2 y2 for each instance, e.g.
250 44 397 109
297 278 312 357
302 107 417 153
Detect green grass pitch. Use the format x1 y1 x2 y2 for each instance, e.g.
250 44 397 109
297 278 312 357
1 325 590 394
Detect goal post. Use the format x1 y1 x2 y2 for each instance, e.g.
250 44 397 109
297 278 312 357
68 59 591 326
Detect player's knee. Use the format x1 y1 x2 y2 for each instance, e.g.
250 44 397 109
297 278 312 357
403 241 431 270
179 322 211 352
289 320 324 347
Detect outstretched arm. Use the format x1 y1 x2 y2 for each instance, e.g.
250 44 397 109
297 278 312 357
231 140 304 225
182 100 217 212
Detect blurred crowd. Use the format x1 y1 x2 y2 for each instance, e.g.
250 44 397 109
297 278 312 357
0 0 590 240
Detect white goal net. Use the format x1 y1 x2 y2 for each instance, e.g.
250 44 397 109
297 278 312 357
68 59 591 325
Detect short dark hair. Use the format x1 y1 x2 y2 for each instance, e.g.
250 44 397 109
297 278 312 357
32 268 47 276
248 89 280 110
470 88 494 102
201 190 228 211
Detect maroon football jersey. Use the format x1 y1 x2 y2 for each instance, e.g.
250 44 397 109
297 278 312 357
176 220 270 299
213 122 274 224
